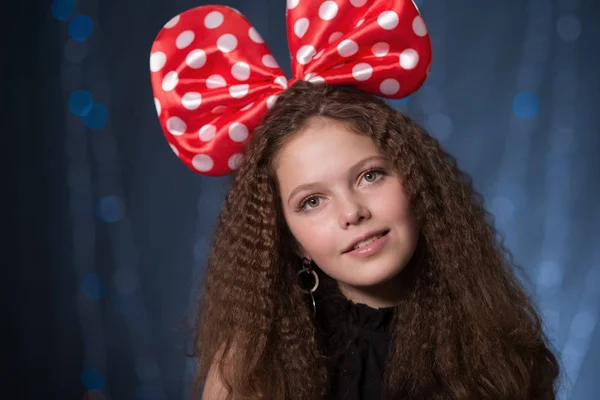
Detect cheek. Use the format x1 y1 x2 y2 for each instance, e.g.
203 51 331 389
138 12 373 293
376 181 417 230
287 217 337 258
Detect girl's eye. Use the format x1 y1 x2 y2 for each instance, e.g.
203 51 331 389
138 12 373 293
296 168 385 213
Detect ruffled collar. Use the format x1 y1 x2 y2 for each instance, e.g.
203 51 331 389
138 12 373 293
337 296 395 332
315 291 396 359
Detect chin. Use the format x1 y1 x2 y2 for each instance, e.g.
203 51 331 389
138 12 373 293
346 265 406 288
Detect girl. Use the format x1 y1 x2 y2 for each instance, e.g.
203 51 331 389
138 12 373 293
149 1 561 399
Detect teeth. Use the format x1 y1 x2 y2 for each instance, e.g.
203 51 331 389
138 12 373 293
353 234 382 250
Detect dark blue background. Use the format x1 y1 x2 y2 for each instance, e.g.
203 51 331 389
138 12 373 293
6 0 599 399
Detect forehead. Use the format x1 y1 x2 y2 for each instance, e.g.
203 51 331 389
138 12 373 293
274 118 382 190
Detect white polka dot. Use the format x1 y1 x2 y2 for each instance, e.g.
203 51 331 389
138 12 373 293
296 45 316 65
186 49 206 69
217 34 238 53
412 15 427 37
380 78 400 95
267 95 279 109
356 19 365 27
371 42 389 57
287 0 300 10
204 11 224 29
162 71 179 91
229 122 249 142
199 124 216 141
228 153 244 170
352 63 372 81
249 27 264 43
154 98 161 115
169 143 179 156
262 54 279 68
176 30 195 49
314 49 325 59
304 72 316 80
164 15 180 28
329 32 343 44
192 154 214 172
182 92 202 110
399 48 419 70
229 84 249 99
150 52 167 72
240 102 254 111
294 18 309 38
319 1 338 20
378 11 399 30
212 105 227 114
167 117 186 136
337 40 358 57
308 75 325 84
206 74 227 89
274 76 288 89
350 0 368 7
231 62 250 81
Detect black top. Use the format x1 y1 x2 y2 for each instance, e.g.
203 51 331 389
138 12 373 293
316 295 396 400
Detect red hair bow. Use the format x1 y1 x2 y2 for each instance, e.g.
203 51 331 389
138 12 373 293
150 0 431 176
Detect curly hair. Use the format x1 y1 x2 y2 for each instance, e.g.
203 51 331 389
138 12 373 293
190 80 561 399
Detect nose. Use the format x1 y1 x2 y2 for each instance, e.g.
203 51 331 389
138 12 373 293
338 195 371 228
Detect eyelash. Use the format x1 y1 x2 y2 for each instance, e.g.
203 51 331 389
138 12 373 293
295 167 387 214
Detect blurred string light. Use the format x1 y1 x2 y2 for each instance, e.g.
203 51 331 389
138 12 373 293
417 0 452 143
539 3 595 399
71 0 167 398
57 0 111 396
491 0 553 237
390 0 453 144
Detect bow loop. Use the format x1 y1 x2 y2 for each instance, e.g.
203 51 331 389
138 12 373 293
150 6 286 175
287 0 431 98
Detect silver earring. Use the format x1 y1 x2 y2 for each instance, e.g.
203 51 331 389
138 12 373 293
297 257 319 317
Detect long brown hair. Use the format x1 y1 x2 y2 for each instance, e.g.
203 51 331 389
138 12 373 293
191 80 561 399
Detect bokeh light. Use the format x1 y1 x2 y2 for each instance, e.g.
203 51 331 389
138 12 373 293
135 384 163 400
82 390 106 400
114 268 138 294
68 90 94 117
556 14 582 42
512 91 540 119
81 367 105 391
81 273 106 300
50 0 75 21
112 293 137 315
69 15 94 41
135 357 160 381
426 113 453 142
96 195 125 223
64 39 89 63
82 103 108 130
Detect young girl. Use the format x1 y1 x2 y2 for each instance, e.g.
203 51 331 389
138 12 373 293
150 1 560 399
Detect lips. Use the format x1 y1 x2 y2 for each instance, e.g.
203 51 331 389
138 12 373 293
342 229 390 253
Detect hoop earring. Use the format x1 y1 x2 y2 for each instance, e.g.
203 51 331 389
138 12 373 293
297 257 319 317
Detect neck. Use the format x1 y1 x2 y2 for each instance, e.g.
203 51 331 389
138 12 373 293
337 272 405 309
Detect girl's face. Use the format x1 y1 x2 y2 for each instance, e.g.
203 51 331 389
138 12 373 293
275 117 420 307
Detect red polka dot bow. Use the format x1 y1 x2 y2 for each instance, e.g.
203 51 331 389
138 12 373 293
150 0 432 176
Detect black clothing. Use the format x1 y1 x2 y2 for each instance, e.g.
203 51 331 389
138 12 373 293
316 294 395 400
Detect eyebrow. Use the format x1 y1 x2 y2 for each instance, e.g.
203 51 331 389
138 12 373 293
286 155 386 207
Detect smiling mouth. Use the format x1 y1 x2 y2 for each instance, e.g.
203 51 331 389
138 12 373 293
343 229 390 253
